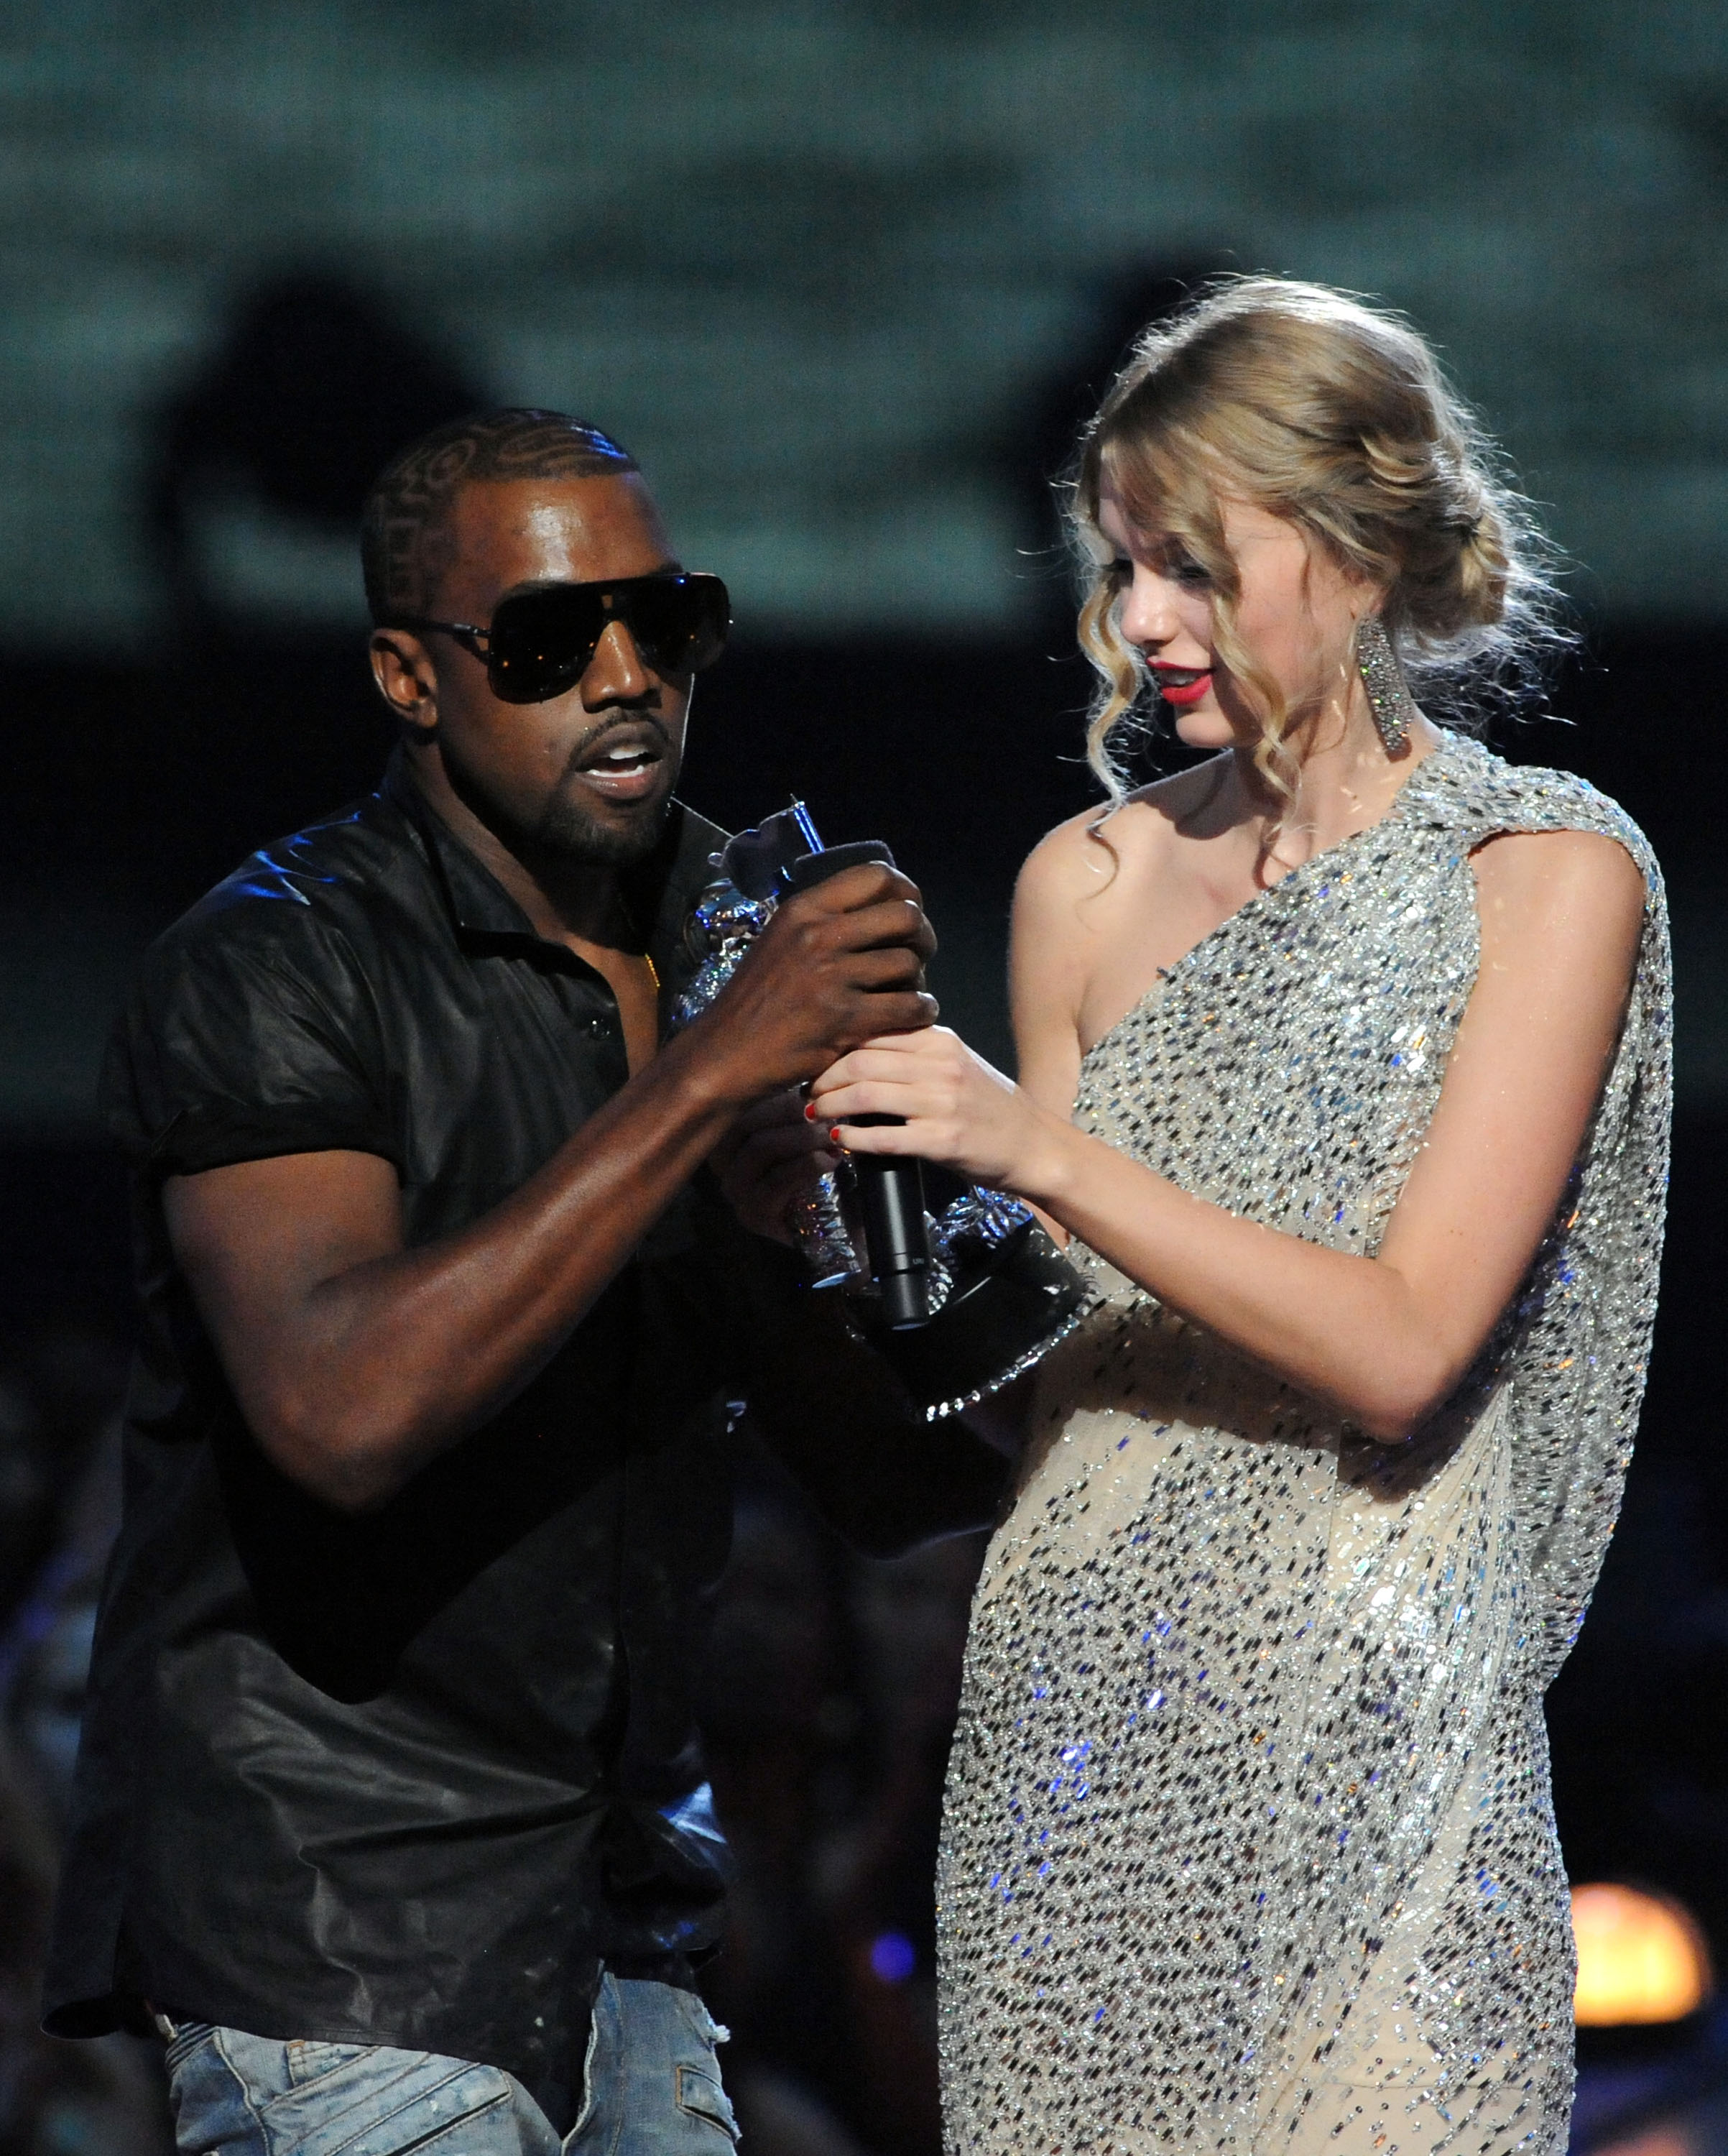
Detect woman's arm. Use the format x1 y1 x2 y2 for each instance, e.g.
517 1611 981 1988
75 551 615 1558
1007 821 1091 1121
810 828 1645 1442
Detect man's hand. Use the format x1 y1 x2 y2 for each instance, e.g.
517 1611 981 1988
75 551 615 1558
704 869 937 1242
711 1089 836 1245
692 863 938 1102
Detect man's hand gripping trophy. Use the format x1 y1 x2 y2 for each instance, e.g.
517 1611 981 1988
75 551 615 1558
683 803 1087 1420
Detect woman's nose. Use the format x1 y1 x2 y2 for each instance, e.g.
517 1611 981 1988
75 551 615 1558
1117 568 1183 651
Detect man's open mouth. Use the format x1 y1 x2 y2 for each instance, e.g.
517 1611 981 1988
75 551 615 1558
574 730 667 801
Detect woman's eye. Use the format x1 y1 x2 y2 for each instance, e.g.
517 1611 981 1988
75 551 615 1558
1170 556 1211 587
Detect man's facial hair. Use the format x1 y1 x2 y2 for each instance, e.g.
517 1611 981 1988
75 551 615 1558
532 783 672 868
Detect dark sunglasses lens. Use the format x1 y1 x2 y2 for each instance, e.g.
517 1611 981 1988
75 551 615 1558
484 576 731 702
622 576 731 676
486 586 606 703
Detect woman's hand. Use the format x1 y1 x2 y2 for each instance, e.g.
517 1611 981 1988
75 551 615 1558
711 1087 838 1245
808 1027 1073 1198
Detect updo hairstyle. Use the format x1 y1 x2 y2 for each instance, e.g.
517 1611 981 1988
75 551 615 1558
1068 277 1567 806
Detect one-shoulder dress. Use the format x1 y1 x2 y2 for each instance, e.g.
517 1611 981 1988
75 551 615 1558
936 733 1671 2155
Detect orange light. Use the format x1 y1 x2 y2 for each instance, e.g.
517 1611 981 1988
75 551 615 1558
1572 1883 1713 2027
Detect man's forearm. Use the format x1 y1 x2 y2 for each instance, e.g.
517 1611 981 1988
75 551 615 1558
173 1021 744 1512
170 861 942 1514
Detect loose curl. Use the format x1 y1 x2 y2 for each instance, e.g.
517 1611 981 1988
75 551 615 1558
1067 277 1571 815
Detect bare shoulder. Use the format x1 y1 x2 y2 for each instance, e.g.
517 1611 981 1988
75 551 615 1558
1466 827 1646 1047
1017 760 1224 918
1471 825 1647 946
1015 806 1120 918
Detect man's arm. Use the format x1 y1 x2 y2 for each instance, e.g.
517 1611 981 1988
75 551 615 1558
165 864 935 1514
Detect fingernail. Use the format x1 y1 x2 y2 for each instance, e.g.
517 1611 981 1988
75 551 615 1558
828 1128 843 1145
804 1102 818 1121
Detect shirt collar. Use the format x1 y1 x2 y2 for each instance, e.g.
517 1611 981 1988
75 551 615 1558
380 746 724 985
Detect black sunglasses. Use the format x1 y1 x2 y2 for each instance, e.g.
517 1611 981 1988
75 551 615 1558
384 571 731 704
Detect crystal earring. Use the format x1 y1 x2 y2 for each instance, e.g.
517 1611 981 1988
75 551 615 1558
1356 614 1419 756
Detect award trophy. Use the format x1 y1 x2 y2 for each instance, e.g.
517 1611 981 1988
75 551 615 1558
675 803 1090 1419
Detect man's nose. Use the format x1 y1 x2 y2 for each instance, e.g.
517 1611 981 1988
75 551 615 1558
581 617 655 705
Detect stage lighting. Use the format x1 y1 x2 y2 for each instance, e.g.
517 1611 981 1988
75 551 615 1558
869 1931 917 1985
1572 1883 1714 2027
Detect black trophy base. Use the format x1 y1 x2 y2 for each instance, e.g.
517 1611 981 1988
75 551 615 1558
854 1218 1089 1420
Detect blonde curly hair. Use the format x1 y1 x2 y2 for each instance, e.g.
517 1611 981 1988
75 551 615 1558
1068 277 1568 812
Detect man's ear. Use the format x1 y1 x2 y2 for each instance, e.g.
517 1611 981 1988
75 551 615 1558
369 629 439 740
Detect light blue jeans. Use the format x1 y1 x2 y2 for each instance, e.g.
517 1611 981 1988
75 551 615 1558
162 1973 737 2155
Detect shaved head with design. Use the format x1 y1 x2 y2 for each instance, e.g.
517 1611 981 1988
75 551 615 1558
361 408 640 624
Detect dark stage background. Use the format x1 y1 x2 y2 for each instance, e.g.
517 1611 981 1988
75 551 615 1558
1 6 1725 2155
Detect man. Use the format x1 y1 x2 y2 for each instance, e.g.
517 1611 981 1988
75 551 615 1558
45 410 1003 2153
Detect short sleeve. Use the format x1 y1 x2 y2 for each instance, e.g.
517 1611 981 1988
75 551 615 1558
103 912 399 1179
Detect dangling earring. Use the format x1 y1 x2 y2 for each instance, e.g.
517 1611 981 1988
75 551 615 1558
1355 614 1419 756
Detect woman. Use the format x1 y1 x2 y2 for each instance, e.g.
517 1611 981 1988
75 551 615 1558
809 279 1670 2154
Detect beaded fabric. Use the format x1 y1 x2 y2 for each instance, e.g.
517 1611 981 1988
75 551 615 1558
935 732 1671 2156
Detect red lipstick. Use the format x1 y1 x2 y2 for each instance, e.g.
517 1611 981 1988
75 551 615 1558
1156 671 1213 707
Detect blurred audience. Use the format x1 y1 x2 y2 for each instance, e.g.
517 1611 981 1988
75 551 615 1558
698 1441 984 2156
0 1330 171 2156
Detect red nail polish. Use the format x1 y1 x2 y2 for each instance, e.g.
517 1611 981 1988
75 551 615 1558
803 1102 818 1122
828 1128 843 1145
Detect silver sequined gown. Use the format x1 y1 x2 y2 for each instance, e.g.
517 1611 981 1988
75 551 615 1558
936 734 1671 2156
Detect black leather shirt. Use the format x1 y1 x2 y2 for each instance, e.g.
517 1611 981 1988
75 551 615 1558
45 755 911 2128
